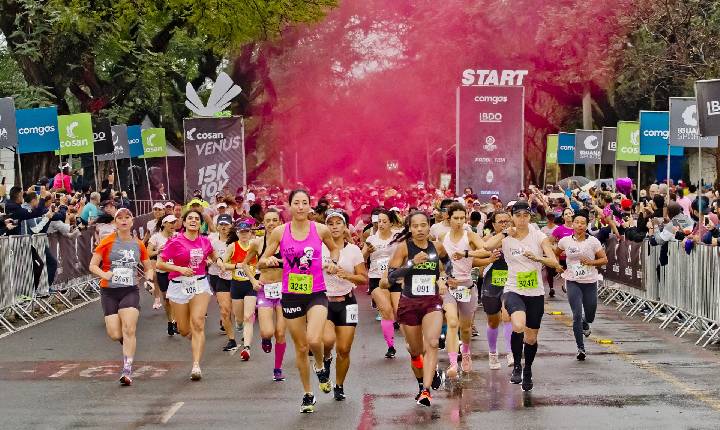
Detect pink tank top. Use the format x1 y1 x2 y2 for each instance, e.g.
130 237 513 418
280 222 326 294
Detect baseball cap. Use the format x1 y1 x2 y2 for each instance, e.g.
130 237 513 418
162 214 178 224
216 214 234 225
153 202 165 210
235 220 253 231
325 210 346 224
164 201 174 208
114 207 133 219
511 200 531 215
491 195 499 200
217 202 228 209
101 200 115 208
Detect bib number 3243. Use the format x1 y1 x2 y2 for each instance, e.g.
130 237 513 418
411 275 436 296
288 273 313 294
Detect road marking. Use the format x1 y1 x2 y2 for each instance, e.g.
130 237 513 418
547 304 720 411
160 402 184 424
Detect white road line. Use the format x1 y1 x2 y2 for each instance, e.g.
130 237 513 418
160 402 184 424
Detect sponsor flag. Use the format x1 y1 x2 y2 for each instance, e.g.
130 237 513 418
16 106 60 154
695 79 720 137
616 121 654 162
601 127 617 165
127 125 144 157
669 97 718 148
639 111 683 156
545 134 558 164
573 130 602 163
557 132 575 164
0 97 18 149
58 113 94 155
97 125 130 161
184 116 246 200
141 128 167 158
92 117 114 155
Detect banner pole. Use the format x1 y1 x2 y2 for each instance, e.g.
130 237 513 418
542 161 547 190
92 149 99 192
16 151 24 190
143 158 153 204
613 158 617 191
636 161 641 200
554 165 559 186
129 158 138 214
572 163 576 177
666 144 671 199
164 156 170 201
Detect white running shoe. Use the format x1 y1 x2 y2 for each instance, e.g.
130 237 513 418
506 354 514 368
488 352 501 370
190 365 202 381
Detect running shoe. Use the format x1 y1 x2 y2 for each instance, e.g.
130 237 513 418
119 368 132 386
301 393 316 413
446 363 458 379
173 321 179 335
334 385 346 401
190 365 202 381
471 324 479 337
315 366 332 393
548 288 555 298
223 339 238 352
507 354 515 368
219 321 225 334
152 298 162 310
385 346 396 359
167 321 175 336
576 348 586 361
273 368 285 381
582 321 592 337
510 364 522 384
261 338 272 353
415 388 424 401
431 367 442 390
521 368 533 392
416 389 432 407
438 333 446 351
488 352 501 370
375 312 382 321
462 353 473 372
240 347 250 361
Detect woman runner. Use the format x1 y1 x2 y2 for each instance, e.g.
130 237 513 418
388 211 448 407
259 189 339 413
484 200 563 392
362 209 401 358
208 214 237 352
244 208 288 381
157 209 222 380
321 210 367 401
89 207 154 386
221 220 258 361
556 211 607 360
440 202 489 377
549 207 575 297
147 214 178 336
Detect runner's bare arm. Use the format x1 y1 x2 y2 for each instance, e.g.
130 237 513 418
221 243 236 270
339 262 368 286
482 231 506 251
582 247 608 267
387 242 410 284
142 258 154 282
156 255 193 276
258 224 283 268
89 253 112 281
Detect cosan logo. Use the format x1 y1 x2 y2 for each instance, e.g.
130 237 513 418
66 121 79 138
643 129 669 139
61 138 88 147
18 125 56 136
630 130 640 146
707 100 720 116
186 127 224 141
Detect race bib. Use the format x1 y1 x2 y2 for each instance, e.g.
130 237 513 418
451 286 471 303
570 263 589 278
491 269 508 287
411 275 436 296
234 267 249 280
181 277 199 296
346 304 359 324
517 270 539 290
288 273 313 294
264 282 282 299
111 267 134 286
373 257 389 274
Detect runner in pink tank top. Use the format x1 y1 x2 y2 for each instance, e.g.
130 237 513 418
280 221 327 294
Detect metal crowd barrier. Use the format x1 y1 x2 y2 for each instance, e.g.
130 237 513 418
598 239 720 348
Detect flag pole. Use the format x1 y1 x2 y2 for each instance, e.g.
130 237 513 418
16 151 24 190
164 156 170 201
143 157 153 204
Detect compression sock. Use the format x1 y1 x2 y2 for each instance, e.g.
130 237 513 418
275 342 286 369
510 331 524 365
503 322 513 353
486 326 499 353
381 319 395 348
523 342 538 369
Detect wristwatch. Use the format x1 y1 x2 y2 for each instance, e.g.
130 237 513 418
464 249 469 258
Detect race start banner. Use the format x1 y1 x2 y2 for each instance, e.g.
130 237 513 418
638 110 683 156
573 130 602 164
601 127 617 165
141 128 167 158
695 79 720 137
545 134 558 164
0 97 18 149
58 113 94 155
669 97 718 148
456 86 524 202
557 132 575 164
184 116 246 200
16 106 60 154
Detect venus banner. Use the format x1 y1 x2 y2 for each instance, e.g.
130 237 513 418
456 85 524 202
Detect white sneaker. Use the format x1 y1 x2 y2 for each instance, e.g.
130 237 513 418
488 352 501 370
506 354 514 368
190 365 202 381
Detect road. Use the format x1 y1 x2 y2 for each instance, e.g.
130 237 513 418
1 286 720 430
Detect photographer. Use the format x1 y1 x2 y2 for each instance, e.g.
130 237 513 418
4 186 50 235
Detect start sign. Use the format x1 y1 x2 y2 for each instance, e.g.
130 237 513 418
461 69 528 86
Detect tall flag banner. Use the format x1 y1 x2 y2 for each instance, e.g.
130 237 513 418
695 79 720 137
184 116 246 200
545 134 558 164
573 130 602 163
639 110 683 156
16 106 60 154
92 117 114 155
455 86 524 203
0 97 18 149
616 121 654 162
141 128 167 158
127 125 144 158
97 125 130 161
669 97 718 148
601 127 617 165
58 113 94 155
557 132 575 164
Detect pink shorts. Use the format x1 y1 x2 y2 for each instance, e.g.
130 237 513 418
257 282 282 308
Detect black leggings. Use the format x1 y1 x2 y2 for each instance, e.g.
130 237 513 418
566 281 598 350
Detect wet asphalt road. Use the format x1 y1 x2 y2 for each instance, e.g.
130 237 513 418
2 284 720 430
